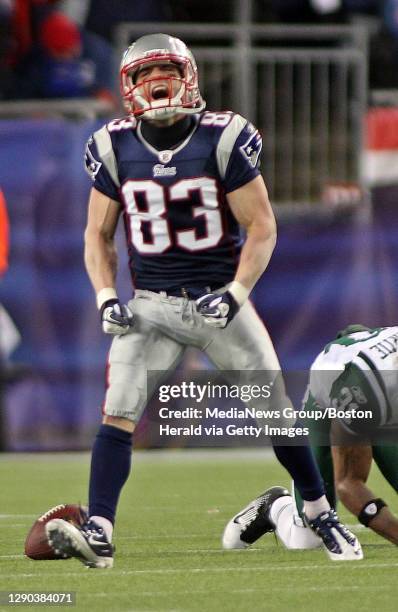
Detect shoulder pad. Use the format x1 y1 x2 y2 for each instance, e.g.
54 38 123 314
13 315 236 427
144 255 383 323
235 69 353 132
92 124 120 187
215 113 248 179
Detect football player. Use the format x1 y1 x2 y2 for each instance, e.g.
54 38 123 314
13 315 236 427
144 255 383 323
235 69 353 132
45 34 362 567
224 325 398 550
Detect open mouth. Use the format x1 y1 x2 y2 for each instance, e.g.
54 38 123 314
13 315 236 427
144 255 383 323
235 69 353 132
150 84 169 100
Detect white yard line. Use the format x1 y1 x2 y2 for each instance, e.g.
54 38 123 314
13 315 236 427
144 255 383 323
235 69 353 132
88 584 391 598
0 449 274 463
0 515 36 519
117 534 210 540
1 562 398 579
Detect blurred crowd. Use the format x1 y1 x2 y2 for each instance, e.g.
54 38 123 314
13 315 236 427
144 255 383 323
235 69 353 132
0 0 172 102
1 1 398 101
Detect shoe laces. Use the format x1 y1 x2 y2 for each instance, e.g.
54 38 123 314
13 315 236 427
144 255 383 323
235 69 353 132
311 510 356 546
81 520 105 538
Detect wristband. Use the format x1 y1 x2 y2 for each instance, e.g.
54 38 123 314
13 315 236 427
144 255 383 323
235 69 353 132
228 281 250 307
96 287 118 310
357 498 387 527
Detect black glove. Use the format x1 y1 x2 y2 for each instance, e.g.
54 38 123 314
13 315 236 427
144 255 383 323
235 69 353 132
195 291 239 328
100 299 133 335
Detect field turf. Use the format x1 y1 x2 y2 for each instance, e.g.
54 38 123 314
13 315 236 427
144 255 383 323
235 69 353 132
0 450 397 611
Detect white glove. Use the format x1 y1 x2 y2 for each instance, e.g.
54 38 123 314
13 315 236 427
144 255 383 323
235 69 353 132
101 300 133 335
195 291 239 328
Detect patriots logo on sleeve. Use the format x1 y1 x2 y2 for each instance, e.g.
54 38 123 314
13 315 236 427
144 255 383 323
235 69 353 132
239 130 262 169
84 138 102 181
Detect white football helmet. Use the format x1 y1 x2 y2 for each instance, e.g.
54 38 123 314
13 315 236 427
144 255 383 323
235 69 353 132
120 33 206 121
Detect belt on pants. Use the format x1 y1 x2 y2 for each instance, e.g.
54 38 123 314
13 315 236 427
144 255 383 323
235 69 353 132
135 286 225 300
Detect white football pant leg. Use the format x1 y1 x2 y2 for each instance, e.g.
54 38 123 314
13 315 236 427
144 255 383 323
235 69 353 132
103 295 185 422
204 301 294 427
269 496 321 550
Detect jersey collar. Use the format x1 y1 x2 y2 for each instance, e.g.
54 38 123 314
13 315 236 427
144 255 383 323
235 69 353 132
136 115 200 161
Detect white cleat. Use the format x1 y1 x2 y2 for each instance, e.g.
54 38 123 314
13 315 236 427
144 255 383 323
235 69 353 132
222 486 290 549
305 510 363 561
45 518 114 568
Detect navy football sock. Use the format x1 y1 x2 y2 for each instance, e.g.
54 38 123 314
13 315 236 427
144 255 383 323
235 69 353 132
271 440 325 501
89 424 133 524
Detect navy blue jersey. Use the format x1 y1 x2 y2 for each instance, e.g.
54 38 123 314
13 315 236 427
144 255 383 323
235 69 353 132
84 111 262 291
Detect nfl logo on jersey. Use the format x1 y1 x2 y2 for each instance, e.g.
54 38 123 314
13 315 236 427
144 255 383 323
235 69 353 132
158 150 173 163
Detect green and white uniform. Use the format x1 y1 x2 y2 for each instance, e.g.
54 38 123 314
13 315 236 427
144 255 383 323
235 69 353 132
305 326 398 439
295 326 398 515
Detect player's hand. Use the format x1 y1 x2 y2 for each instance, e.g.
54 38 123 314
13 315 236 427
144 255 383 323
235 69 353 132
100 300 133 335
195 291 239 328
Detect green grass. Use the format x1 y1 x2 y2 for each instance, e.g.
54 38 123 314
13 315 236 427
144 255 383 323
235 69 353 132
0 450 397 611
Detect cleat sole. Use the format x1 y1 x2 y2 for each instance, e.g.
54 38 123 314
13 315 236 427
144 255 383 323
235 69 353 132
45 519 113 569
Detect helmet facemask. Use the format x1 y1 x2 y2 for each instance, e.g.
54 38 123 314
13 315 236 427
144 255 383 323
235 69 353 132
120 48 205 121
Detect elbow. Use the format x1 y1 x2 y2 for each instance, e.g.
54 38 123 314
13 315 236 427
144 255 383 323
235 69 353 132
261 212 277 244
249 217 277 246
268 223 277 248
84 227 112 252
84 229 96 262
259 220 277 250
84 226 96 250
83 228 106 269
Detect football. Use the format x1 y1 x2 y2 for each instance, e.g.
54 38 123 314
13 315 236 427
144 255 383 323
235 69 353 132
24 504 88 560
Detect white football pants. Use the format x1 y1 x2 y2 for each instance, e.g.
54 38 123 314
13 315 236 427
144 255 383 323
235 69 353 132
103 290 293 423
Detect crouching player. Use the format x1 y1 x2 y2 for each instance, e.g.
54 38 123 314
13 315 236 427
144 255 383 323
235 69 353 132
223 325 398 552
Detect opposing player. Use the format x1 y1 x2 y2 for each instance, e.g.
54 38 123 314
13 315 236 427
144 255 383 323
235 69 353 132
45 34 362 567
224 325 398 551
